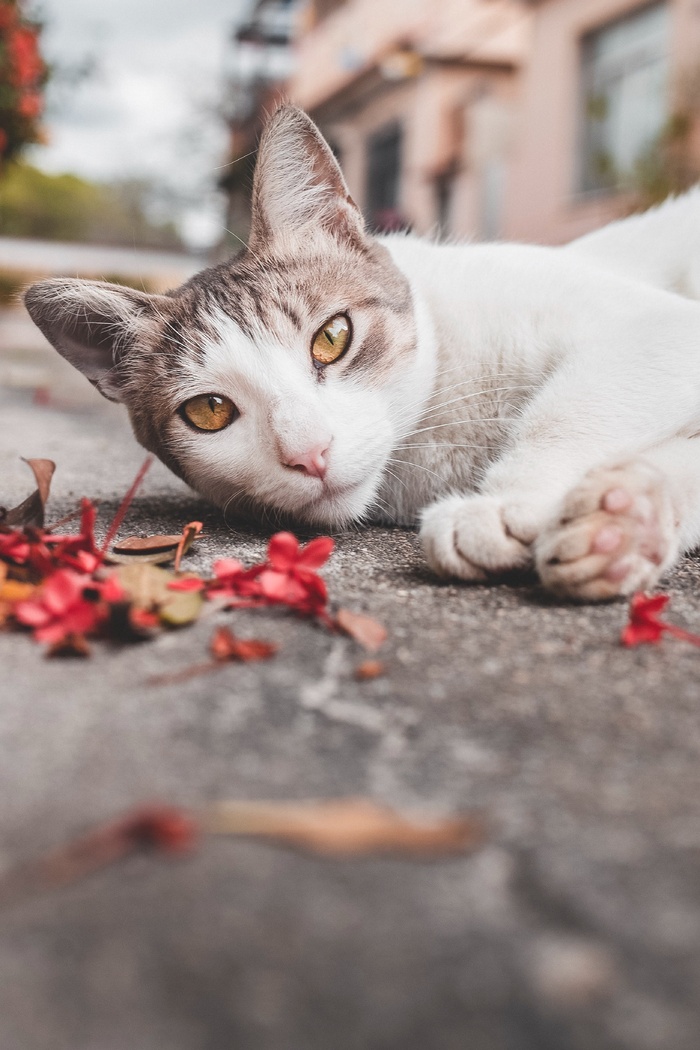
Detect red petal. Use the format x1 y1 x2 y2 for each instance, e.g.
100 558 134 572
13 598 50 627
629 592 668 621
41 570 84 615
266 532 299 570
621 622 665 646
257 568 307 605
296 536 334 569
99 575 126 603
212 558 245 579
167 577 205 592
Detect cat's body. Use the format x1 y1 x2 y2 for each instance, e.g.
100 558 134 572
24 106 700 600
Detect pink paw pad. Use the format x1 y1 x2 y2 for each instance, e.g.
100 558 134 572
602 488 632 513
592 524 623 554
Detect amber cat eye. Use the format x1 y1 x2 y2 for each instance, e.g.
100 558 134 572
180 394 239 432
311 314 352 366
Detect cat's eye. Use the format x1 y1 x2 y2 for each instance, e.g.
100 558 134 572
180 394 239 432
311 314 351 366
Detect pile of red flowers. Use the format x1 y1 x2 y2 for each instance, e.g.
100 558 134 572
0 1 47 163
195 532 335 622
0 460 337 656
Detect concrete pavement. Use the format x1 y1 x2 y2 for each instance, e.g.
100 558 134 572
2 313 700 1049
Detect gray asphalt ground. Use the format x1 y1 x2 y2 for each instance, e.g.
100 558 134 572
2 304 700 1050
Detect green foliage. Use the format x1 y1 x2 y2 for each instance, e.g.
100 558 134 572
0 162 184 248
626 67 700 211
628 112 699 210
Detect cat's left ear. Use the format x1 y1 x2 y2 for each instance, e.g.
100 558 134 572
24 278 171 403
249 105 366 248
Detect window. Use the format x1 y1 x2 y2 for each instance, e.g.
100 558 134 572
579 3 670 193
435 172 454 239
366 123 403 231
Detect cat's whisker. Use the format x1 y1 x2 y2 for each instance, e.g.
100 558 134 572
392 385 535 432
388 457 444 481
414 384 535 420
397 442 494 449
410 413 522 436
382 466 410 492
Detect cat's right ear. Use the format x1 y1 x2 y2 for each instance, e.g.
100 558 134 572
249 105 366 249
24 278 170 403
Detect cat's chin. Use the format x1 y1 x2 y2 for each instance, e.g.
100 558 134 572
282 476 382 529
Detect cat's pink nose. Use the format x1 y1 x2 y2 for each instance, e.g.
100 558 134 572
285 445 329 480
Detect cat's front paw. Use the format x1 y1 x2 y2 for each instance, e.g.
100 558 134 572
420 494 533 581
535 462 678 601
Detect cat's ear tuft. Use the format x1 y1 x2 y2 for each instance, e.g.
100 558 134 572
250 105 365 247
24 278 170 403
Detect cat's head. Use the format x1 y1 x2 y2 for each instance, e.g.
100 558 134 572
24 106 432 527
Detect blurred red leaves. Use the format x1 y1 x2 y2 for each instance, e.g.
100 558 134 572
210 625 278 663
621 592 700 648
14 569 123 645
0 1 47 162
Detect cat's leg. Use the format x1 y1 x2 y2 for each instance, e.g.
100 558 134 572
535 437 700 600
420 391 654 582
420 385 698 583
421 293 700 585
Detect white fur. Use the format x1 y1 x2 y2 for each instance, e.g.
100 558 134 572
166 190 700 599
377 191 700 598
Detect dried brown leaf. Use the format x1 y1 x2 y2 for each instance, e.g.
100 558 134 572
210 625 278 662
106 550 183 566
204 798 484 857
112 534 183 554
0 805 198 908
1 458 56 528
355 659 385 680
336 608 388 652
174 521 203 572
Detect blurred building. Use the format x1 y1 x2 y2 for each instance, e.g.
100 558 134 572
223 0 700 245
503 0 700 243
221 0 300 243
290 0 529 238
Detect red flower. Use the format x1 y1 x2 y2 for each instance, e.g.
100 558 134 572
45 499 101 574
621 592 700 648
206 533 334 618
17 90 41 119
14 569 123 645
8 26 43 87
208 557 265 602
256 533 334 616
0 530 31 565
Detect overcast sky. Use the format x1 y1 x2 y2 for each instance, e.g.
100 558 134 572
27 0 252 247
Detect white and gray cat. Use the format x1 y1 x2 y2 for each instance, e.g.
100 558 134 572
24 106 700 601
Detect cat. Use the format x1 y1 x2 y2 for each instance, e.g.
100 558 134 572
23 105 700 602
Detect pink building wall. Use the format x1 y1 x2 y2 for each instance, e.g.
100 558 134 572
289 0 700 245
501 0 700 244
